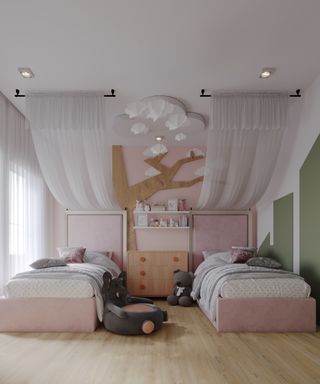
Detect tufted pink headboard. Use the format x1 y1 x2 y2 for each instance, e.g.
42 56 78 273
66 210 127 269
191 211 252 270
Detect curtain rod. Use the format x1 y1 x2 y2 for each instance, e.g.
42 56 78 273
14 88 302 99
200 89 302 98
14 89 116 98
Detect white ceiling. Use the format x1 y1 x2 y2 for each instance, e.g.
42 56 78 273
1 0 320 145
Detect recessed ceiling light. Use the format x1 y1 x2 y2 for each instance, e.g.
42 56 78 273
155 136 163 142
259 68 275 79
18 67 34 78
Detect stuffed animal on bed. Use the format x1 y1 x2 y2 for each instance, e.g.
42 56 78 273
167 269 194 307
102 271 168 335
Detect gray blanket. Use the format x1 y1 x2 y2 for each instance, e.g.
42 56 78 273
11 263 116 321
191 256 303 321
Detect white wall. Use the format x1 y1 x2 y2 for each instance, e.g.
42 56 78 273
257 74 320 273
49 197 67 258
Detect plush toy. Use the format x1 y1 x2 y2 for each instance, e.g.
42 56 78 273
102 271 168 335
167 269 194 307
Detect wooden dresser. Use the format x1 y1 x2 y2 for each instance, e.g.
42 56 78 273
127 251 188 297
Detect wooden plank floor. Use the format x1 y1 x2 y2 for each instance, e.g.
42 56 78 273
0 301 319 384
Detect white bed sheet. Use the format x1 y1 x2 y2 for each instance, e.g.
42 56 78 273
221 278 311 299
5 278 94 298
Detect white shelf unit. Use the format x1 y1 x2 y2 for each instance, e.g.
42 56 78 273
134 209 190 229
134 210 190 214
133 226 190 230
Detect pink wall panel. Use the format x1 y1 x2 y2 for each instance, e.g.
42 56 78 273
136 229 189 251
192 215 248 270
67 214 123 268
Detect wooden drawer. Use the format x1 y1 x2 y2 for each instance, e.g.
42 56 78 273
129 265 182 280
127 251 188 297
128 251 187 267
128 278 174 297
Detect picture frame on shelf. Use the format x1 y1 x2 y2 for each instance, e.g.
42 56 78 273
167 198 178 211
136 213 148 227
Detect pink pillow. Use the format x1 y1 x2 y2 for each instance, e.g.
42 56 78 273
57 247 86 263
231 246 256 263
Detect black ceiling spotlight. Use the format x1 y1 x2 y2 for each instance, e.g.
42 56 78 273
289 89 301 98
104 89 116 97
15 89 25 97
200 89 211 97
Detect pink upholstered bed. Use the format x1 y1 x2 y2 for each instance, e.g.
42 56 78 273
0 210 127 333
191 211 316 332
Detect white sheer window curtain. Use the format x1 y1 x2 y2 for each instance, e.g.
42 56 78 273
0 93 49 294
197 93 288 209
26 92 118 210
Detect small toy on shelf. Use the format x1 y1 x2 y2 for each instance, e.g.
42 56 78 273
179 214 188 227
135 200 145 211
178 199 187 211
159 218 167 227
167 198 178 211
144 204 151 212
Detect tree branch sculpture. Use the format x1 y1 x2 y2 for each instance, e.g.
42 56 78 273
112 145 204 250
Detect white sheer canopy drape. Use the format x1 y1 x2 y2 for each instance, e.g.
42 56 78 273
26 92 118 210
0 93 49 294
197 93 288 209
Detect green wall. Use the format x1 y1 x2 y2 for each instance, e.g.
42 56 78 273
258 193 293 271
300 134 320 322
273 193 294 271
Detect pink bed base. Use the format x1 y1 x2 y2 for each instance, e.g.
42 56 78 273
199 297 316 333
0 297 98 332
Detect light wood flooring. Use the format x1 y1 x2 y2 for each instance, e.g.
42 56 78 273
0 301 319 384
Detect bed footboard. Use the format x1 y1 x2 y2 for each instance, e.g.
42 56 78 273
214 297 316 332
0 297 98 332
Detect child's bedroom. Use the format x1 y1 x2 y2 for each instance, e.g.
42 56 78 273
0 1 320 383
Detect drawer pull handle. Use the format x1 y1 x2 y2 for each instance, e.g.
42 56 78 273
140 284 146 290
140 270 146 276
173 256 180 262
140 257 146 262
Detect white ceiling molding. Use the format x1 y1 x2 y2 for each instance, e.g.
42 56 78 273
113 95 205 145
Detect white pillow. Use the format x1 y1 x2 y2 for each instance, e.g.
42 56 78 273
202 251 232 263
84 251 121 276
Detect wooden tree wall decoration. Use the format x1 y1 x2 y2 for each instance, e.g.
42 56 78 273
112 145 204 250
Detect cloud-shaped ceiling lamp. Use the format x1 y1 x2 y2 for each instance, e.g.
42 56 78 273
113 96 206 145
145 99 175 122
130 123 149 135
175 132 187 142
125 101 147 118
165 113 189 131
